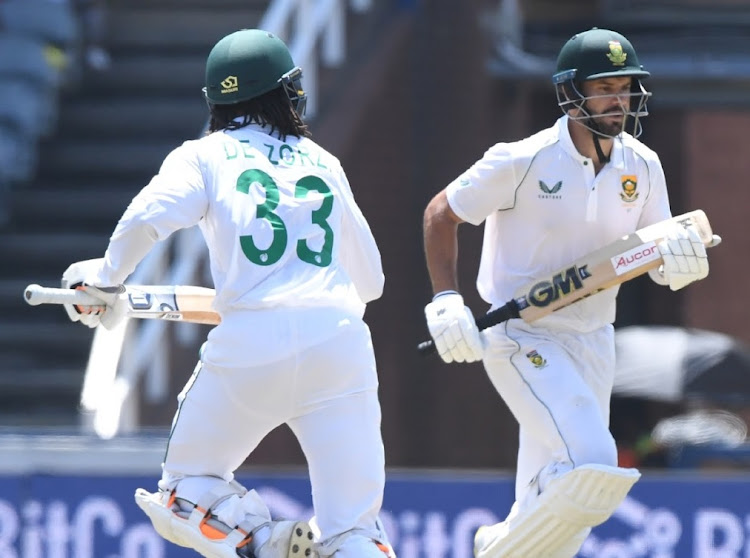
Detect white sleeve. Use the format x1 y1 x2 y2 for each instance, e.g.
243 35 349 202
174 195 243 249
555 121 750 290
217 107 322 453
638 156 672 287
637 156 672 229
338 172 384 303
445 143 520 226
92 141 208 286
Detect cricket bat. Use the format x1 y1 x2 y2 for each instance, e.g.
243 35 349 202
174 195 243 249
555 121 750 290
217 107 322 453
418 209 717 355
24 284 220 325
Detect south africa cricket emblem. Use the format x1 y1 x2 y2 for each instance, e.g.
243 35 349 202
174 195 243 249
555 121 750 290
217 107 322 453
620 175 638 202
526 349 548 369
606 41 627 66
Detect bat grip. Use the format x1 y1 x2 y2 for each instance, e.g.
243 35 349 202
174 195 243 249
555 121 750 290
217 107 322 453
24 284 103 306
417 300 521 356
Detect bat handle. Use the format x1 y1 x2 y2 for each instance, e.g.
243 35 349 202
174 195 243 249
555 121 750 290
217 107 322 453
24 284 102 306
417 339 436 355
416 300 521 357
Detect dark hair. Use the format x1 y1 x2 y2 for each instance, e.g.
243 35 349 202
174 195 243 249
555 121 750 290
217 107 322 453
207 86 311 140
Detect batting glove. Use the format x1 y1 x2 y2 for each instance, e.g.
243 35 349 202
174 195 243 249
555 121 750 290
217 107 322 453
424 291 484 364
61 259 127 330
656 224 709 291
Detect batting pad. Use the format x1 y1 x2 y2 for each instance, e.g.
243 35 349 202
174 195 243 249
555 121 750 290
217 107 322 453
474 464 640 558
134 488 314 558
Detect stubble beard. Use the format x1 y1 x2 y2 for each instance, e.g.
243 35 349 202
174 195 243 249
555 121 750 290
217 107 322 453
593 118 625 138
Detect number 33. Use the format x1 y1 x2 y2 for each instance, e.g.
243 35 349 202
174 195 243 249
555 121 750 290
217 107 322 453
236 168 334 267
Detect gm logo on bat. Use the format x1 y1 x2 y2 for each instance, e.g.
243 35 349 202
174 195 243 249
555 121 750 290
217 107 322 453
526 265 592 307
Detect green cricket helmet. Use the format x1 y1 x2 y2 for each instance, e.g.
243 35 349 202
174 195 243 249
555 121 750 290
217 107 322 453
552 28 651 138
204 29 306 114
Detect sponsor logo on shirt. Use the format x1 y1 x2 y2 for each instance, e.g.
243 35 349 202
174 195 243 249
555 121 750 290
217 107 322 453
538 180 563 199
611 242 660 275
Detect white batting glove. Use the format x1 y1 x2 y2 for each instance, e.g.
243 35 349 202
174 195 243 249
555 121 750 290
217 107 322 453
424 291 484 363
61 259 127 330
656 224 709 291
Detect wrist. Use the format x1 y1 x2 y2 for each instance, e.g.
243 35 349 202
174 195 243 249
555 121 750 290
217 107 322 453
432 290 460 301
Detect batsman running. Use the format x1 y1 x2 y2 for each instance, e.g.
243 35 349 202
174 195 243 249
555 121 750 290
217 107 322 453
60 29 396 558
422 28 720 558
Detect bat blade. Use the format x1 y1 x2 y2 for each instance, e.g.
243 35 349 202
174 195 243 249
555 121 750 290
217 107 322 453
418 209 715 355
512 209 713 321
24 284 220 325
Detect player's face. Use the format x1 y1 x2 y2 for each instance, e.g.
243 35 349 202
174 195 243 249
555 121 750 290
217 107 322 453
580 77 633 136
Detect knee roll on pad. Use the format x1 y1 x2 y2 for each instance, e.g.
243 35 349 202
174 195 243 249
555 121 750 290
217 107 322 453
474 464 640 558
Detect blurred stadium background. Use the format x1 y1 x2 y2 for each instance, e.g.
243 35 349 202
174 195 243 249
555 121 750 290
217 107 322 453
2 0 750 556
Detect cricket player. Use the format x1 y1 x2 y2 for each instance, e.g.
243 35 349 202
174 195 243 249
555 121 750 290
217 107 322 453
60 29 396 558
422 28 716 557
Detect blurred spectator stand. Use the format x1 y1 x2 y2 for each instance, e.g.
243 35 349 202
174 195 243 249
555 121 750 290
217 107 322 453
0 0 79 223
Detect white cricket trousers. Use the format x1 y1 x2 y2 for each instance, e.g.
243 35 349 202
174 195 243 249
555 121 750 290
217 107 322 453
482 318 618 506
160 306 387 548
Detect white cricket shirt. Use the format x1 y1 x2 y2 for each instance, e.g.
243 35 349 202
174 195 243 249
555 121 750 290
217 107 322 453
446 115 671 332
92 123 384 318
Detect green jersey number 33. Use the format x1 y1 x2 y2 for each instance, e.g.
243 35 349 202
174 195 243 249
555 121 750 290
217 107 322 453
236 168 334 267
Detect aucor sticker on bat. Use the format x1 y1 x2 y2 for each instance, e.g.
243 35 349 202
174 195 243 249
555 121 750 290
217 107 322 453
611 242 660 275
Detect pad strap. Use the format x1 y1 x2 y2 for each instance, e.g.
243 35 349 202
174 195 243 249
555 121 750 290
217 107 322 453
187 482 246 525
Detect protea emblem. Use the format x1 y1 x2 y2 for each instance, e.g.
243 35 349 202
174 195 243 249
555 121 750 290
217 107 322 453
606 41 627 66
620 175 638 202
526 350 548 369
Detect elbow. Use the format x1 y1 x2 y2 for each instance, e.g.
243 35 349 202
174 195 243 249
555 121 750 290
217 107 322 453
375 272 385 299
424 189 462 228
369 273 385 302
423 192 443 225
361 272 384 303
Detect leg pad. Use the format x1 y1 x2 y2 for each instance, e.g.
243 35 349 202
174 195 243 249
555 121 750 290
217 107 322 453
135 487 314 558
474 464 640 558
